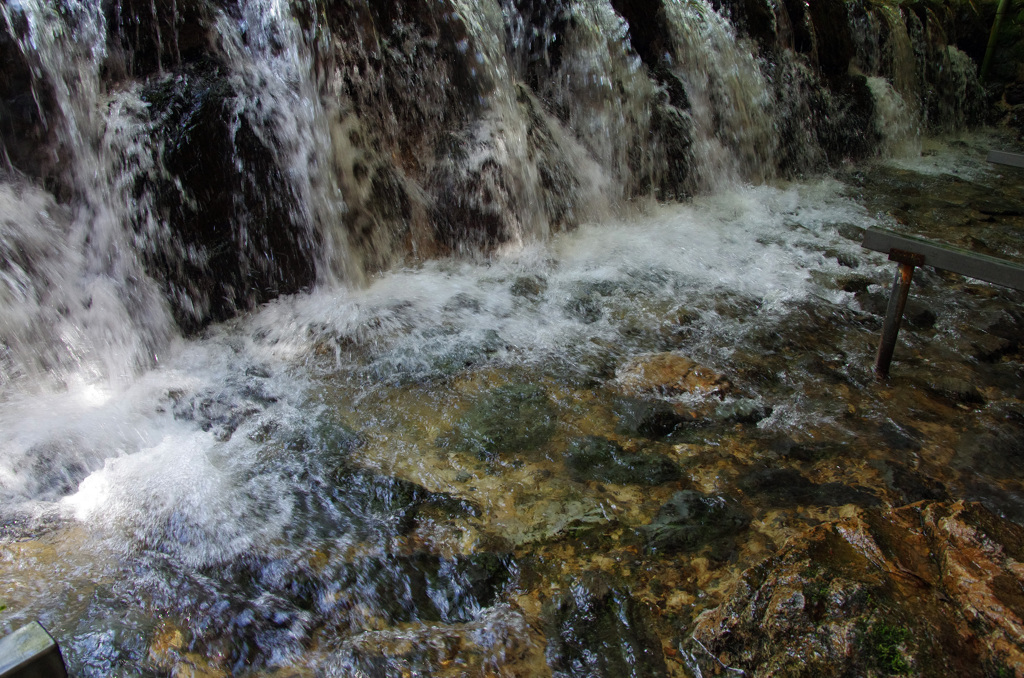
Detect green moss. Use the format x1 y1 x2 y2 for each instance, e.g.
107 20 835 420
859 620 912 675
442 383 557 461
564 435 680 485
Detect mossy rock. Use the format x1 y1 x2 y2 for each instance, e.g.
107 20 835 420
564 435 680 486
643 490 750 554
443 383 557 461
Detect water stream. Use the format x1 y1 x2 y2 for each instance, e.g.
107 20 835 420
0 0 1021 675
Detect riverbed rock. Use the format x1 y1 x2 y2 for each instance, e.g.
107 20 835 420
687 501 1024 677
615 353 731 398
644 490 750 556
545 572 669 677
564 435 681 486
441 384 557 462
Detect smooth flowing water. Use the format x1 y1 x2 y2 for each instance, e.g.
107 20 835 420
0 0 1021 675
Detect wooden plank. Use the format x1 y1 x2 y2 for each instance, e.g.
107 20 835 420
0 622 68 678
861 228 1024 291
987 150 1024 168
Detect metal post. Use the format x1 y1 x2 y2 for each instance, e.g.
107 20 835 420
875 261 917 379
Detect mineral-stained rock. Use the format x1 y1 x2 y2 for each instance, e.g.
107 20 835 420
687 501 1024 677
545 572 669 677
615 353 731 398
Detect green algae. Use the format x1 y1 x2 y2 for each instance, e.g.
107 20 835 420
441 383 557 462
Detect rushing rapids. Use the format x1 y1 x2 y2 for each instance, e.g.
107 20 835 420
1 0 1023 675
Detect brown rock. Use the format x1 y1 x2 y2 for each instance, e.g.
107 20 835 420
616 353 731 398
687 501 1024 677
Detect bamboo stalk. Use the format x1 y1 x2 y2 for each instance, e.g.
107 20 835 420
980 0 1011 82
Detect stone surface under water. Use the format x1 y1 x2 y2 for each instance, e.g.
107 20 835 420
0 133 1023 676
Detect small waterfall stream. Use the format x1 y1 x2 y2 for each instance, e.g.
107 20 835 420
1 0 1021 675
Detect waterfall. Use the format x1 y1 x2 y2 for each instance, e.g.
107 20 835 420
0 0 988 392
662 0 780 189
0 0 174 391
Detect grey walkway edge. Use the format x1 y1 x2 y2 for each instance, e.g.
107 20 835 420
861 228 1024 292
987 150 1024 169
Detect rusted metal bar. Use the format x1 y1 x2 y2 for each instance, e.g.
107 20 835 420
862 228 1024 377
875 260 918 379
862 228 1024 291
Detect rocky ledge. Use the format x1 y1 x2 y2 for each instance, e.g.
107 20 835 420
687 501 1024 677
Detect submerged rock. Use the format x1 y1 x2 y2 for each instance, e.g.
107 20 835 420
545 572 668 678
510 275 548 299
564 435 680 486
643 490 750 555
613 396 699 439
442 384 557 462
337 604 545 678
688 501 1024 677
616 353 731 398
736 467 880 508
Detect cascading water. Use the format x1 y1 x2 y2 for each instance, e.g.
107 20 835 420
1 0 174 390
1 0 1019 675
661 0 780 188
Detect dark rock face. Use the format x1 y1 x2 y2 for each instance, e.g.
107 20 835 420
545 572 669 678
139 65 320 331
104 0 213 80
688 501 1024 677
0 10 62 186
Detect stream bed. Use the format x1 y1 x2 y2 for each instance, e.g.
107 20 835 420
1 132 1023 677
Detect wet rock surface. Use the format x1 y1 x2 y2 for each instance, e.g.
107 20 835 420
545 572 669 678
441 383 558 462
0 0 1022 667
688 501 1024 677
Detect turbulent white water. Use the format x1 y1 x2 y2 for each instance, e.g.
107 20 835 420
0 177 875 519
